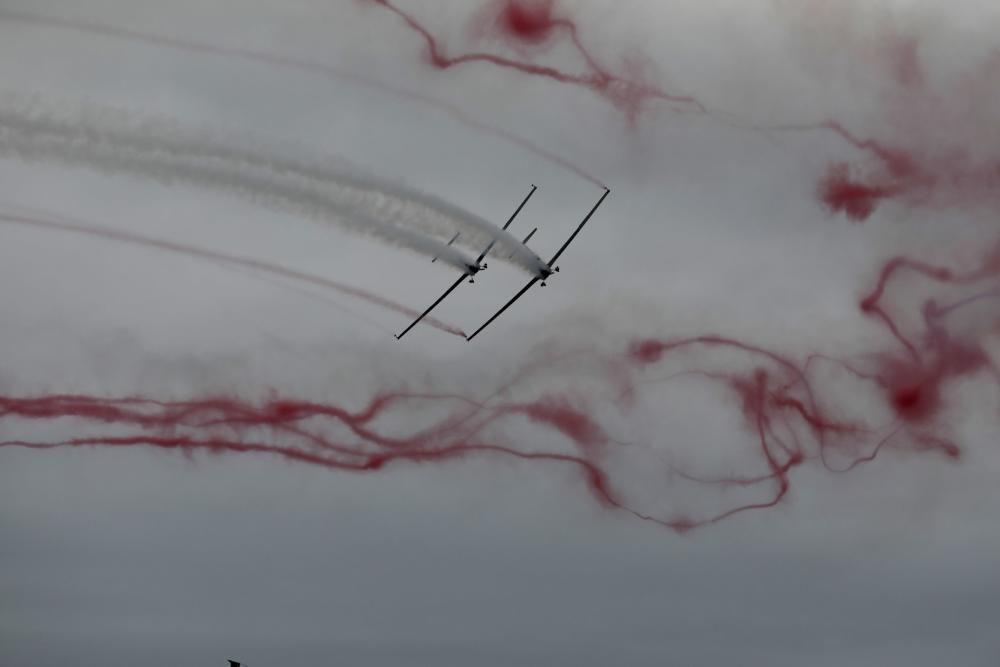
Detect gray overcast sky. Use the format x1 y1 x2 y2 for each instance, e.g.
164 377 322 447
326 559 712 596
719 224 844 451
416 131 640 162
2 1 1000 665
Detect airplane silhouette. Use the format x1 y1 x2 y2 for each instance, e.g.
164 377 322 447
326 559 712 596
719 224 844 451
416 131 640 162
396 185 610 341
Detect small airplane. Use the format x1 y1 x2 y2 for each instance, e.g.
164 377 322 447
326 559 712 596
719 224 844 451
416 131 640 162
395 185 610 341
465 186 609 341
394 184 538 339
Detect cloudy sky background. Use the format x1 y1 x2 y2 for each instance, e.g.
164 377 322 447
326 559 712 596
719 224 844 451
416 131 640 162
2 1 999 665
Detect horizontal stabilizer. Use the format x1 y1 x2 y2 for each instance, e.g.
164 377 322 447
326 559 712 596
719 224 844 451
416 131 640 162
499 227 538 260
431 232 461 263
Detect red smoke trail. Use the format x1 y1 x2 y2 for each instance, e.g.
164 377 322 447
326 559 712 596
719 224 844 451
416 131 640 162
366 0 705 121
797 10 1000 221
808 120 1000 222
0 9 604 188
367 1 1000 221
10 5 991 221
855 243 1000 431
0 209 465 337
773 46 1000 222
0 388 651 524
745 27 1000 222
4 241 993 532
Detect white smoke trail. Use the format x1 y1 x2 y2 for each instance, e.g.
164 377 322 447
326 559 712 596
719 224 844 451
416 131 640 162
0 94 548 275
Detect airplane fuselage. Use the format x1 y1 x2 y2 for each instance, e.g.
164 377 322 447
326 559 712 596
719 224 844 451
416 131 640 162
537 264 558 283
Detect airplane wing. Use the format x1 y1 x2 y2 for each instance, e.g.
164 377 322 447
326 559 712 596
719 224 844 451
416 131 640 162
465 187 609 342
394 184 538 340
546 187 610 267
394 273 468 340
464 276 540 342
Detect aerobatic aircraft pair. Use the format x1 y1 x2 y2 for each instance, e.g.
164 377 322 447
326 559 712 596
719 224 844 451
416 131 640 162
396 185 610 341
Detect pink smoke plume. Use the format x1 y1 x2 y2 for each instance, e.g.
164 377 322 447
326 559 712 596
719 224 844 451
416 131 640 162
5 237 995 532
366 0 705 123
367 0 1000 220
